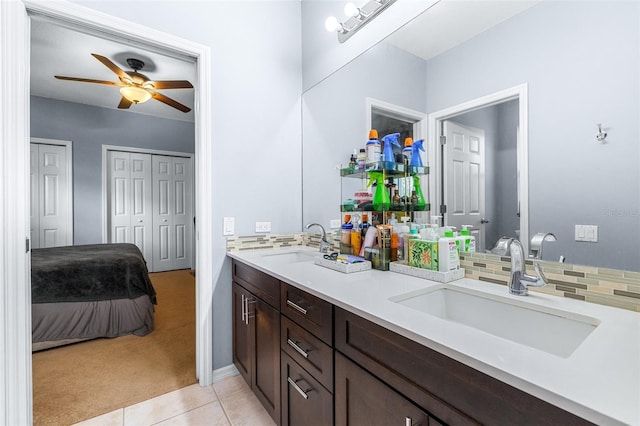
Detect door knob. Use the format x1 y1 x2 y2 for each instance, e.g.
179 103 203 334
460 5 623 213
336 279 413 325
481 218 490 224
163 219 168 222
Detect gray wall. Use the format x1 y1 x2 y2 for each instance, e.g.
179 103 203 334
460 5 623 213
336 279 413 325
425 1 639 270
303 42 427 227
31 95 195 245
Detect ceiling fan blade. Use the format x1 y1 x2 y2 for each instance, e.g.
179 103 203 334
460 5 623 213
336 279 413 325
149 80 193 90
118 97 133 109
150 91 191 113
55 75 122 86
91 53 129 80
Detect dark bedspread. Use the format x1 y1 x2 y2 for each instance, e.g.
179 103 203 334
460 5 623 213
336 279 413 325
31 243 157 305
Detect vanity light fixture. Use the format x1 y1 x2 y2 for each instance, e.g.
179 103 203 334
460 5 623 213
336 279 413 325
325 0 397 43
596 123 608 143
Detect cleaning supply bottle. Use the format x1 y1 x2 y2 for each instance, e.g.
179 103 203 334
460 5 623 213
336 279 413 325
410 139 425 168
457 225 476 253
366 130 381 166
402 137 413 165
412 175 426 211
438 226 460 272
357 148 366 169
368 171 390 211
381 133 401 168
360 213 370 239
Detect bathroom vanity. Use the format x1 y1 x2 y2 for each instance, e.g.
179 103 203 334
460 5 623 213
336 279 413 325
228 247 639 426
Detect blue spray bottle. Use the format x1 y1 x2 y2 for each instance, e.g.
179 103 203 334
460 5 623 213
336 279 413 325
410 139 425 168
381 132 401 169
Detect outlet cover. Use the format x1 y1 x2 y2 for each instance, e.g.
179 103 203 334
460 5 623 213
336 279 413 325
330 219 341 229
223 217 235 236
255 221 271 233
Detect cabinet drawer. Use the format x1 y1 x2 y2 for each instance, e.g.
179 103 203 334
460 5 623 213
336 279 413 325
280 282 332 345
335 307 592 426
335 352 438 426
281 316 333 392
281 352 333 426
233 260 280 309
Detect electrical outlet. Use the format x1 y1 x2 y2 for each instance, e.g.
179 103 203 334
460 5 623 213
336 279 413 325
223 217 235 236
330 219 341 229
255 221 271 233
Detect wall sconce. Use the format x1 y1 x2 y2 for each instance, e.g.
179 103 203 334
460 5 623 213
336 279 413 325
596 123 608 143
325 0 398 43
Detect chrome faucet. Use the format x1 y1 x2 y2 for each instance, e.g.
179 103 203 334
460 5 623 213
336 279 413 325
305 223 331 253
508 239 552 296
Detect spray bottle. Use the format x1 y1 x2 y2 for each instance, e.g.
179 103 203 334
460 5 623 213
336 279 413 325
410 139 425 168
412 175 426 211
367 171 390 211
381 132 401 168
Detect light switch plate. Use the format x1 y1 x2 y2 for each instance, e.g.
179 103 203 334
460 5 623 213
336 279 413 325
223 217 234 236
575 224 598 242
255 221 271 233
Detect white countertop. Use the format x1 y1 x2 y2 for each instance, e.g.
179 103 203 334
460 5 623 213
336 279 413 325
227 246 640 425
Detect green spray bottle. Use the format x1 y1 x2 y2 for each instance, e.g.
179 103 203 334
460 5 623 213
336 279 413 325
368 171 390 211
413 175 426 211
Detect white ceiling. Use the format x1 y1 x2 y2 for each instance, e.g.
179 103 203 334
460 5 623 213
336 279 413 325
386 0 539 61
30 18 197 123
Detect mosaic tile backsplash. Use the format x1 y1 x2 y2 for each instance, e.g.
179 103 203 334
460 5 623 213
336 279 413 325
227 233 640 312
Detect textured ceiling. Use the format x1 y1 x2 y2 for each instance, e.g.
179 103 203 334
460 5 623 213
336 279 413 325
30 19 197 123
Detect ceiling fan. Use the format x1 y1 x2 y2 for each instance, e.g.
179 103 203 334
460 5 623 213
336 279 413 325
54 53 193 113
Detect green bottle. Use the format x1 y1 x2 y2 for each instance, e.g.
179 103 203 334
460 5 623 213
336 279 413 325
368 171 390 211
413 175 426 211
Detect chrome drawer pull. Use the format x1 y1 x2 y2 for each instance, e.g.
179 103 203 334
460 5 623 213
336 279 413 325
405 417 412 426
286 299 307 315
287 377 309 400
241 294 246 323
287 338 309 359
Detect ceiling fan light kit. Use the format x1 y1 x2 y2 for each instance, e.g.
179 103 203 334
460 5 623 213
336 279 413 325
54 53 194 113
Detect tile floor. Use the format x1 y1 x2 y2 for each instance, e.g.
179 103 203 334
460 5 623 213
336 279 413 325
73 374 275 426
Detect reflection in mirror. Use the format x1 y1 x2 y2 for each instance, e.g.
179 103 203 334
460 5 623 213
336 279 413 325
302 1 639 271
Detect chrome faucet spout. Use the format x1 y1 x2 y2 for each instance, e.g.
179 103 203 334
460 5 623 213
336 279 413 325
305 223 331 253
509 239 548 295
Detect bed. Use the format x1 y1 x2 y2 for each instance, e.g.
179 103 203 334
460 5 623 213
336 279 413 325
31 243 157 351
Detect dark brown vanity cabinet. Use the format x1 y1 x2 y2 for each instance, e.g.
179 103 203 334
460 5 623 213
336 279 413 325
280 282 334 426
232 261 281 424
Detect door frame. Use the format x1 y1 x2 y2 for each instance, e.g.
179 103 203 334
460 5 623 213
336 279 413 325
102 145 195 272
427 84 529 254
31 137 74 247
0 2 213 424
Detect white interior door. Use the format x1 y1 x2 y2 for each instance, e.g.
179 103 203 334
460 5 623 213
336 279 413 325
152 155 193 272
444 121 485 250
30 142 72 248
107 151 153 266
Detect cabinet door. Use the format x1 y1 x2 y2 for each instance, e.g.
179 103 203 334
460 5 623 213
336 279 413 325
335 352 437 426
232 282 252 385
251 295 281 425
281 352 333 426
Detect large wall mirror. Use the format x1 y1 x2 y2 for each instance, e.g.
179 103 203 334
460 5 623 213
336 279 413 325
302 0 639 272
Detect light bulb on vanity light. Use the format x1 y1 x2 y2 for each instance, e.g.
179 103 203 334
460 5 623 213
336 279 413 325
325 16 344 33
344 2 360 18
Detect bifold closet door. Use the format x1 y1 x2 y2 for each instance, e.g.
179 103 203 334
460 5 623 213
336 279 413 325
152 155 193 272
30 143 72 249
107 151 154 266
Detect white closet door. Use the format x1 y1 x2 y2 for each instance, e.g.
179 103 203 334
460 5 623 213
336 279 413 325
31 143 71 248
152 155 193 271
108 151 153 266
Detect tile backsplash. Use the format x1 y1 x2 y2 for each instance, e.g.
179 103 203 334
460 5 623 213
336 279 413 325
227 233 640 312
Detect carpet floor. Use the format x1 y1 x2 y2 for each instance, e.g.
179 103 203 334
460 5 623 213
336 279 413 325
32 269 197 426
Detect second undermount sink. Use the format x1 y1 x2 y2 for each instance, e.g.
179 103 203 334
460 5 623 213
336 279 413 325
390 285 600 358
260 249 319 264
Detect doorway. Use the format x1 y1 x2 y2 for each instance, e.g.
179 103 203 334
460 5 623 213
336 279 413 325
428 84 529 254
0 2 213 423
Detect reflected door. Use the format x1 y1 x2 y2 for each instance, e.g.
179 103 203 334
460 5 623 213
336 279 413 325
444 121 485 250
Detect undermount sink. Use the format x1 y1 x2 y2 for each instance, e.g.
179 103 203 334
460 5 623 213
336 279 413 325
260 250 318 264
390 285 600 358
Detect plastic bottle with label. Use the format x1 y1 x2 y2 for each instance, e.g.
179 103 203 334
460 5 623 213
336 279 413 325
402 137 413 165
457 225 476 253
438 226 460 272
366 130 381 165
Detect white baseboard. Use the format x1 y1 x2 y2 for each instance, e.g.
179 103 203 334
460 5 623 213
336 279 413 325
212 364 239 383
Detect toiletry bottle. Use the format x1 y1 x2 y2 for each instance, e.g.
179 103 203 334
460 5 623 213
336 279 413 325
381 133 401 168
360 213 370 239
402 138 413 165
366 130 381 166
410 139 425 168
368 171 391 211
457 225 476 253
412 175 426 211
349 150 357 169
438 226 460 272
357 148 366 169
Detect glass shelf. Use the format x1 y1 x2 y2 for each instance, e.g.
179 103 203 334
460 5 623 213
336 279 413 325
340 203 430 213
340 162 428 178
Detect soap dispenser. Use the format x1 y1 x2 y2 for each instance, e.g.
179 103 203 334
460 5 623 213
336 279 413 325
439 226 460 272
457 225 476 253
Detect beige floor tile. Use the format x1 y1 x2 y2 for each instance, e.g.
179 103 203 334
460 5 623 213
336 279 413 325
72 408 124 426
154 400 230 426
214 378 274 426
123 383 216 426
